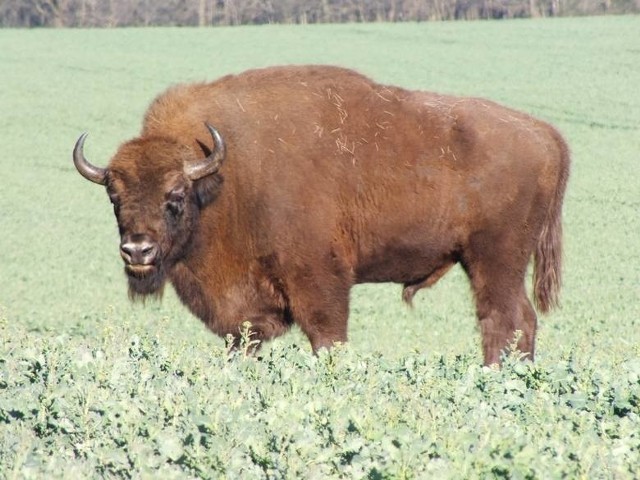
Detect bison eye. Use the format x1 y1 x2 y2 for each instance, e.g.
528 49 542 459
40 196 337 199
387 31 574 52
107 193 121 216
165 188 186 217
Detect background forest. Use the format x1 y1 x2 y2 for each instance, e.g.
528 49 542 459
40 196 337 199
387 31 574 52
2 0 640 27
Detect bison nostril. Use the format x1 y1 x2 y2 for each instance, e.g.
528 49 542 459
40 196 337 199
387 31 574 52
120 244 134 261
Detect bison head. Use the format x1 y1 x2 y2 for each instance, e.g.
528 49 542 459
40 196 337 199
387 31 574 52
73 124 225 299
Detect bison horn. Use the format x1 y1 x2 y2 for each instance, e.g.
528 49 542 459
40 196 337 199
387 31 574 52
73 132 107 185
185 123 226 180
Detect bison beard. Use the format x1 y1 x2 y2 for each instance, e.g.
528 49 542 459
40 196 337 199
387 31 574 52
72 65 570 366
126 264 166 301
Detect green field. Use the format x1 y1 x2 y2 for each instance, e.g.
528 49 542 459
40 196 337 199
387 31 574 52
1 16 639 478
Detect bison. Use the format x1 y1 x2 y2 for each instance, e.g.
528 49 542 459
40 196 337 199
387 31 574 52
73 65 569 365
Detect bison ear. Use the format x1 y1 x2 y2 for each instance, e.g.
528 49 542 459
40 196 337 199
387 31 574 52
194 174 223 208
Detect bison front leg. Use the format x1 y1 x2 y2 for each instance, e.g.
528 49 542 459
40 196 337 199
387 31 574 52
303 308 349 354
286 272 351 354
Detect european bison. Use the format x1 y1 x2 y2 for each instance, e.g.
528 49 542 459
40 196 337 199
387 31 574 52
73 65 569 365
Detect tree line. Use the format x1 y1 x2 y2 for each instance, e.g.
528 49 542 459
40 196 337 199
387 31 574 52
2 0 638 27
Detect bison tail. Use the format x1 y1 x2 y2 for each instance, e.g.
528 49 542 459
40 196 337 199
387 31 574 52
533 132 570 313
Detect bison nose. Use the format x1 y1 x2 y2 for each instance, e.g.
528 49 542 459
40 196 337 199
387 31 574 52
120 235 158 265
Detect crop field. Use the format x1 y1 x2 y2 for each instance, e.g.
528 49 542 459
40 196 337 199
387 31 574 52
1 15 639 478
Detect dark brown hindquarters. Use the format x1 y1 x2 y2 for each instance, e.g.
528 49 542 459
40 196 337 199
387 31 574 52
464 134 570 366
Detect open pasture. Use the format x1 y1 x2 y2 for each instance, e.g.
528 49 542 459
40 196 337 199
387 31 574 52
1 16 639 477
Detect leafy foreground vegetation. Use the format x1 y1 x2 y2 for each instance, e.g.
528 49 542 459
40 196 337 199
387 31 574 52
1 315 639 479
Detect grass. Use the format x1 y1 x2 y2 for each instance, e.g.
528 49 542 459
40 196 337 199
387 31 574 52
1 16 639 477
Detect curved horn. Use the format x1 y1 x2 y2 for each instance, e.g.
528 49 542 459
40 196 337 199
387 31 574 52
185 123 226 180
73 132 107 185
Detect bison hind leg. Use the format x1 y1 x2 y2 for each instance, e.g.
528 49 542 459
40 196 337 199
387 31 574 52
402 262 455 306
